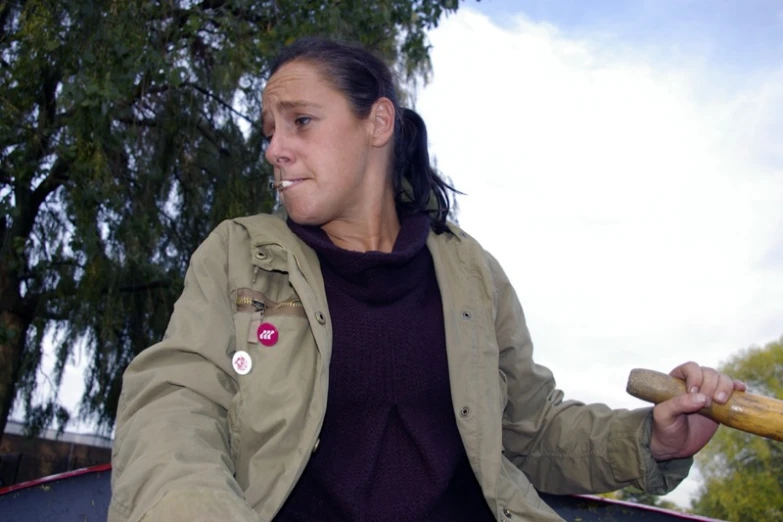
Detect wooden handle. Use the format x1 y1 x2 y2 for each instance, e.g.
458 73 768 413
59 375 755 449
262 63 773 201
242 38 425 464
627 368 783 442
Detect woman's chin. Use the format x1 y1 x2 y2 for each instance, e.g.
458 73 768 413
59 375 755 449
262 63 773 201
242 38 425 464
284 204 326 227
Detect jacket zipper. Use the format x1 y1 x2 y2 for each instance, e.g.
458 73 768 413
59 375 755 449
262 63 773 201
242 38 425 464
236 296 265 312
272 298 302 308
236 296 304 314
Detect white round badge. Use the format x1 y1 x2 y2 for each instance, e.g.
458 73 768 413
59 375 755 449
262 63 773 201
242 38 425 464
232 350 252 376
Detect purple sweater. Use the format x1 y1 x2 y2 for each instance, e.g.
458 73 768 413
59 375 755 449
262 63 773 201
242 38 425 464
274 213 494 522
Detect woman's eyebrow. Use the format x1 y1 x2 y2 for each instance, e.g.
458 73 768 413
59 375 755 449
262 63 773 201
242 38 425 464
262 100 323 118
277 100 323 111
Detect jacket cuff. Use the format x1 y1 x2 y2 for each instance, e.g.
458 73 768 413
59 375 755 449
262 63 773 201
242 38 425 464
607 408 693 495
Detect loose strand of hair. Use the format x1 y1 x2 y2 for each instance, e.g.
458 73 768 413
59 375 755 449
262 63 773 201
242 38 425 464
395 108 460 234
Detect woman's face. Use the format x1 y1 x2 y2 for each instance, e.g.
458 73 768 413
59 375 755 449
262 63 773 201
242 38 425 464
262 61 380 226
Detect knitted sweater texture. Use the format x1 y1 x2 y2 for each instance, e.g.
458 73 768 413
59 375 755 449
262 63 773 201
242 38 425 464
275 213 494 522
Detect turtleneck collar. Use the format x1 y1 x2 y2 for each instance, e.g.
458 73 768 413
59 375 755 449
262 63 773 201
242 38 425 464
287 213 431 304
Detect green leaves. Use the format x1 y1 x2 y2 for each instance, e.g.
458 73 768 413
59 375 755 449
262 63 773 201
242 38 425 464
692 337 783 521
601 487 681 512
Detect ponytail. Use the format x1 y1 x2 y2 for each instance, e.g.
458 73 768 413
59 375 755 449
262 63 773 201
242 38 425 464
394 108 459 234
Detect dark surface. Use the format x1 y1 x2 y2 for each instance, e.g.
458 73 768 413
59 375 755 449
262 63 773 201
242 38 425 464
0 466 112 522
0 465 718 521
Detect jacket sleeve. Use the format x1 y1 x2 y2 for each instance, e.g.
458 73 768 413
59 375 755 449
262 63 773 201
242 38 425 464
109 222 259 522
487 253 692 495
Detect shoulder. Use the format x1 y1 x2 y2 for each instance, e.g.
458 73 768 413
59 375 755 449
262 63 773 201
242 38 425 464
231 211 286 234
198 212 295 251
430 220 482 251
428 221 511 295
230 211 310 248
185 213 294 272
432 224 516 313
435 221 507 274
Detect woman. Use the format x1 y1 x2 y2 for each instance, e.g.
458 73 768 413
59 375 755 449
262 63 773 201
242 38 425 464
109 38 744 522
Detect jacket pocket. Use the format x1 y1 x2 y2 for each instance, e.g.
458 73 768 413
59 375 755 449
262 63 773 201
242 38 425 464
236 288 306 317
237 288 307 344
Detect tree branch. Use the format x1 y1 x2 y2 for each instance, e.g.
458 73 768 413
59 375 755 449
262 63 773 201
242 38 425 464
6 157 71 270
0 2 13 43
181 81 256 125
173 0 272 27
118 281 172 293
115 116 158 127
29 158 70 222
125 80 169 109
194 118 229 156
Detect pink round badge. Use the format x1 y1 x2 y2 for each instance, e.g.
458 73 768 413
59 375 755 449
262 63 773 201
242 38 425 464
257 322 279 347
232 350 252 375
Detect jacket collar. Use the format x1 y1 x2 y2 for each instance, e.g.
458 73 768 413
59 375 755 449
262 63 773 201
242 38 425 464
233 212 470 283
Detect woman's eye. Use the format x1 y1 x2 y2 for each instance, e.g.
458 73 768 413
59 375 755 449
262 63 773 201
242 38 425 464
294 116 311 127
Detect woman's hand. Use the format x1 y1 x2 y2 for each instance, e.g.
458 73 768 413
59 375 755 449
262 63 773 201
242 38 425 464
649 361 746 461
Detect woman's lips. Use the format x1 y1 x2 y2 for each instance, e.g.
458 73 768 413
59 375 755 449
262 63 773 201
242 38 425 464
274 179 305 192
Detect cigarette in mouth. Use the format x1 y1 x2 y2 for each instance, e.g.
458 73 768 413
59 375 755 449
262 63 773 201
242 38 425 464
272 180 295 191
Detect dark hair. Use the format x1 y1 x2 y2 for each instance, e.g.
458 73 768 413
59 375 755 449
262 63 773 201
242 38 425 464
268 37 459 234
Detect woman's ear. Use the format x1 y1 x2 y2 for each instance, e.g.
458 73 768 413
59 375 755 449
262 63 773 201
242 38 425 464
369 97 395 147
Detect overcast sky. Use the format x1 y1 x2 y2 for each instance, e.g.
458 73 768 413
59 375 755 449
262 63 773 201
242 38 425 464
414 0 783 507
20 0 782 511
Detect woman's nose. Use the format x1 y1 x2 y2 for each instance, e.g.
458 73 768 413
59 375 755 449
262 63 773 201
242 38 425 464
264 133 291 166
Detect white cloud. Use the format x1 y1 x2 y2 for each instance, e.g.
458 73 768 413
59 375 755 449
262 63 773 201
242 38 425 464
417 8 783 507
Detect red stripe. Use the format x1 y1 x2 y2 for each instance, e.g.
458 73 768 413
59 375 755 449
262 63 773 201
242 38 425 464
575 495 724 521
0 462 112 495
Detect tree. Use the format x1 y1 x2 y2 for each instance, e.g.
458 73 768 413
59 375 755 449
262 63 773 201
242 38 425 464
0 0 463 439
691 336 783 521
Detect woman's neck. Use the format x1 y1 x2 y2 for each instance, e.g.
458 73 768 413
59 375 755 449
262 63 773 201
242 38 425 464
321 195 400 253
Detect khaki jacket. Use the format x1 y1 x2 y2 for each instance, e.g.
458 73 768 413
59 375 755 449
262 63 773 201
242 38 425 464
109 214 691 522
